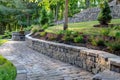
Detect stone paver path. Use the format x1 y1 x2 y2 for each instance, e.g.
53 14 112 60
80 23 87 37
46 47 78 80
0 41 93 80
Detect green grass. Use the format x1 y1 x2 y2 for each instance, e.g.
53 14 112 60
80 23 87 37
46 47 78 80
0 39 8 46
0 55 17 80
46 19 120 35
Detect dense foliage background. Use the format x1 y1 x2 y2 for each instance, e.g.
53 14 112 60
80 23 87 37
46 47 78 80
0 0 103 34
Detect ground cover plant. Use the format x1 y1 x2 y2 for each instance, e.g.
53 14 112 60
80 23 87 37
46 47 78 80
0 55 17 80
0 39 8 46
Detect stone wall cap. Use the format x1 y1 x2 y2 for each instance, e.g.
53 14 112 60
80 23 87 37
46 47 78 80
26 33 88 50
109 57 120 66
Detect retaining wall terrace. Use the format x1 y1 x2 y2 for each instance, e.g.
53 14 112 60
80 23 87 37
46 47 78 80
26 34 120 74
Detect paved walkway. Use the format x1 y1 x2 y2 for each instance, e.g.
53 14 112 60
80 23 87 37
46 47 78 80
0 41 93 80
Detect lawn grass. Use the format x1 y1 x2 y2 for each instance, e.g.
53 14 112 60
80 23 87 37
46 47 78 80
0 39 8 46
46 19 120 35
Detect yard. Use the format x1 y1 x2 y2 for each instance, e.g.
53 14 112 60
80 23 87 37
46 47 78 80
46 19 120 35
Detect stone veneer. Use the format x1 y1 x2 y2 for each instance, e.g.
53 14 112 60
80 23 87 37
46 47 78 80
26 34 120 74
56 5 120 24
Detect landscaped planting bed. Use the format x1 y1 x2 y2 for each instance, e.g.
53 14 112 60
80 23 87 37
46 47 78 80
31 29 120 56
0 55 17 80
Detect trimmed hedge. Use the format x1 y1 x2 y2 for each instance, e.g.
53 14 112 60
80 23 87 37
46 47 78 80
0 55 17 80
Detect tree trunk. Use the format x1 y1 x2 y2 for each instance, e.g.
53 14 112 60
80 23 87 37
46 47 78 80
63 0 68 30
85 0 90 8
55 3 59 22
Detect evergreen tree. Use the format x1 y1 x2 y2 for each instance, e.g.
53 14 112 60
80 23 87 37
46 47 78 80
97 0 112 25
39 7 48 26
48 10 54 26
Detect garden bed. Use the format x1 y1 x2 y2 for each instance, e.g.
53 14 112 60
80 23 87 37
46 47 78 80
31 30 120 56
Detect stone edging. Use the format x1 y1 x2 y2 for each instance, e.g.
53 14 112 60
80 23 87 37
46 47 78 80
26 33 120 74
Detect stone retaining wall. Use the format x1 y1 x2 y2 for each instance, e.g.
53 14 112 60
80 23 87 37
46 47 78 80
56 5 120 24
26 34 120 74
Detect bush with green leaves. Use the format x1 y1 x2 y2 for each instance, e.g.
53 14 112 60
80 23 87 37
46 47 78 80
61 30 74 41
90 36 105 46
100 28 110 36
24 26 33 31
0 55 17 80
39 7 48 26
31 25 41 34
3 30 12 39
48 10 54 26
112 26 120 30
39 32 47 37
74 35 84 43
106 40 120 51
97 1 112 25
42 24 49 30
71 31 79 37
109 30 120 38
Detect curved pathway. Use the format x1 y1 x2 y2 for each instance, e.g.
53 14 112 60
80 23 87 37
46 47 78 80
0 41 93 80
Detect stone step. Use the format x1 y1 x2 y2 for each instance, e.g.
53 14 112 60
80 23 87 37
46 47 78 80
109 57 120 73
92 70 120 80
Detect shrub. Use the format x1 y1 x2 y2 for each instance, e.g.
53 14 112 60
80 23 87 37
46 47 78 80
24 25 33 31
48 10 54 26
61 30 74 42
64 30 73 36
39 7 48 26
115 31 120 38
97 1 112 25
40 32 47 37
74 35 84 43
62 36 73 42
96 39 105 46
106 41 120 51
31 25 41 34
42 24 49 30
108 31 120 38
0 55 17 80
48 36 56 41
0 35 3 39
3 30 12 39
90 36 105 46
71 31 79 37
112 26 120 30
100 29 110 36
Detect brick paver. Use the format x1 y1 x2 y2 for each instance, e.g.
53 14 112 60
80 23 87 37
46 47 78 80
0 41 93 80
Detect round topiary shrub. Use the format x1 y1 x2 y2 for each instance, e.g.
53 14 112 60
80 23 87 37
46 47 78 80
0 55 17 80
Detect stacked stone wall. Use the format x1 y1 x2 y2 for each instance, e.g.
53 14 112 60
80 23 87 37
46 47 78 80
56 5 120 24
26 34 120 74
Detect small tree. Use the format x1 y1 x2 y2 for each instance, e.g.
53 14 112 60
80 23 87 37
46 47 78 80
39 7 48 26
48 10 54 26
97 0 112 25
